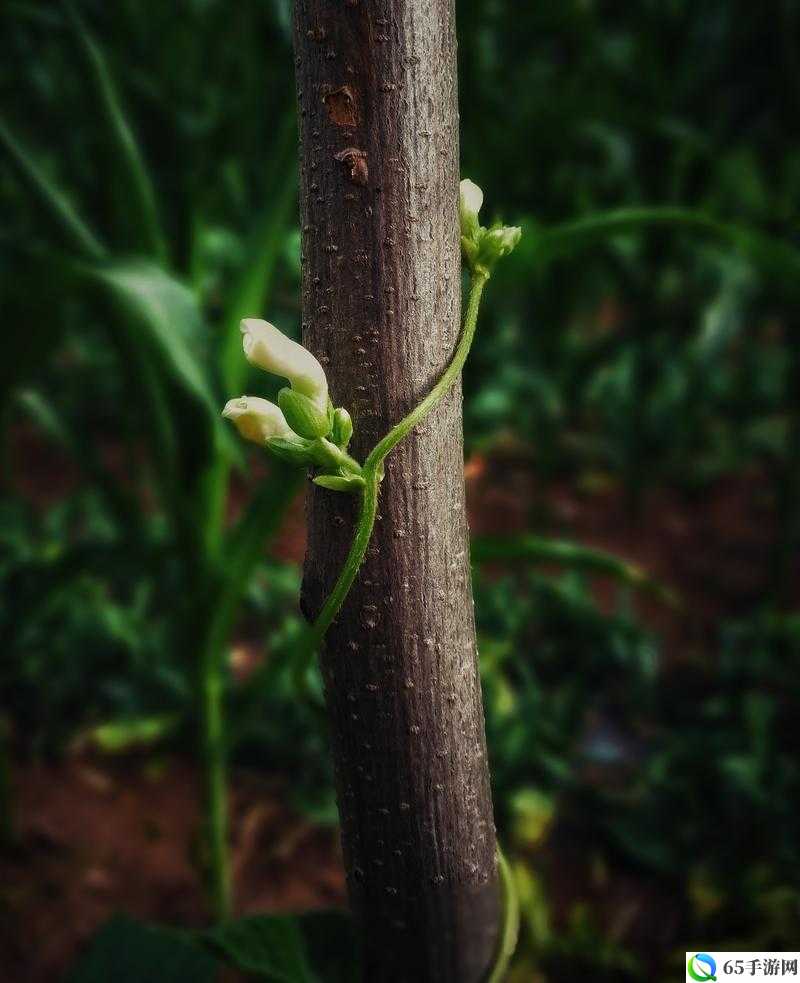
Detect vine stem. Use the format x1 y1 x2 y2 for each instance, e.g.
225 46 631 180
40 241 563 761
298 269 488 674
487 847 520 983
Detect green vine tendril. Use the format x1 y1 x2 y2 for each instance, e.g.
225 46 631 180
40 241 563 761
298 268 488 674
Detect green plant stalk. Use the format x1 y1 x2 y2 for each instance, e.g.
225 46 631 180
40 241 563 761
198 641 232 920
295 269 488 688
190 140 298 914
195 462 305 918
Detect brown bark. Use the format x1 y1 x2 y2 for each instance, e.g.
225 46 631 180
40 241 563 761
293 2 500 980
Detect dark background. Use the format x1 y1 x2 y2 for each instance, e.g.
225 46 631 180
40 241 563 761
1 1 799 980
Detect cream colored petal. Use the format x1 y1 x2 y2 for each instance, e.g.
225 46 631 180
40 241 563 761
222 395 292 444
240 318 328 410
459 178 484 219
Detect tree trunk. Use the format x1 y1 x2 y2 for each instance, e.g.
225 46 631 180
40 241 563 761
293 1 500 980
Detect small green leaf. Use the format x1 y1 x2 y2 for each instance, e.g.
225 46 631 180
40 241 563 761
203 915 317 982
313 474 365 493
87 713 180 753
90 260 217 420
67 915 217 983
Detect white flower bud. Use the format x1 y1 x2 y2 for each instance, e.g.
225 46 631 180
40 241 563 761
331 407 353 449
459 178 484 241
240 318 328 412
221 396 292 445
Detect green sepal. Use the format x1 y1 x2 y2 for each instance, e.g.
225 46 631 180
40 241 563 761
478 224 522 267
265 435 313 466
461 234 480 271
331 407 353 449
278 387 331 439
462 223 521 274
309 437 363 478
313 473 365 493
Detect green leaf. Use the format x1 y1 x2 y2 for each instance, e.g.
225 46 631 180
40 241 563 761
87 713 181 753
470 534 679 607
90 259 216 419
63 1 166 262
524 207 800 286
0 116 105 260
67 915 217 983
204 914 317 982
693 259 754 365
86 259 229 528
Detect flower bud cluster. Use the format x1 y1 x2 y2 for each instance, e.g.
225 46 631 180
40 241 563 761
459 178 521 275
222 319 363 493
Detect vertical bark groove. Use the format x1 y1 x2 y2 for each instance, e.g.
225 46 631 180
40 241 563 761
293 2 499 979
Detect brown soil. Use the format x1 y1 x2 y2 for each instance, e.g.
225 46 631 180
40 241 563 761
0 755 345 982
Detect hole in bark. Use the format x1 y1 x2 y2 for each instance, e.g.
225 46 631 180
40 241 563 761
334 146 369 186
322 84 359 127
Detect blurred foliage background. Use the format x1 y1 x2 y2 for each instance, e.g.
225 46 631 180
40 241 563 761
1 1 799 980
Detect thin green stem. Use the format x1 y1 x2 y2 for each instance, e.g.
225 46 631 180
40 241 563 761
198 647 232 921
487 847 520 983
365 271 487 470
313 438 364 476
297 271 488 674
307 468 380 656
